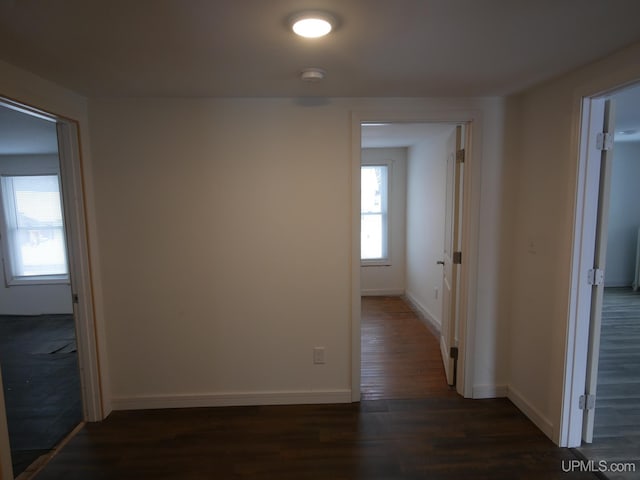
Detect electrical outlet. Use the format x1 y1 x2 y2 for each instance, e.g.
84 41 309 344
434 287 439 299
313 347 325 364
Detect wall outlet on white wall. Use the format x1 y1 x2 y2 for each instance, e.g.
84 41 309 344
434 287 439 300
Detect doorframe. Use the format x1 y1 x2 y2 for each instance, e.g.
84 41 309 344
561 96 608 448
0 97 103 421
561 79 640 448
350 109 483 400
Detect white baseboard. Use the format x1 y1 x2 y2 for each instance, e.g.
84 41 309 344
404 292 441 333
111 389 352 411
439 334 448 364
507 385 554 440
472 384 508 398
361 288 405 296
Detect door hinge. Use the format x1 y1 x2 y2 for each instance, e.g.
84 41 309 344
587 268 604 286
453 251 462 264
579 394 596 410
595 132 613 151
456 148 465 163
72 293 79 304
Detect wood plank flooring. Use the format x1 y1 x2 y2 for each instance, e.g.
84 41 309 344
30 296 596 479
361 296 454 400
576 287 640 480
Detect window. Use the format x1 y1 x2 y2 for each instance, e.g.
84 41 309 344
361 164 389 264
0 174 69 284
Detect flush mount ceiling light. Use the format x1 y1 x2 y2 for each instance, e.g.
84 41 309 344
290 11 335 38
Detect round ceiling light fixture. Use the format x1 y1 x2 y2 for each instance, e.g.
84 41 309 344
290 11 335 38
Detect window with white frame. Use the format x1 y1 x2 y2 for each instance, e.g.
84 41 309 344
361 164 389 264
0 174 69 284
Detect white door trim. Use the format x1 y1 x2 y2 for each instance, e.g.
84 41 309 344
561 76 640 447
350 109 483 400
561 97 606 447
56 121 104 421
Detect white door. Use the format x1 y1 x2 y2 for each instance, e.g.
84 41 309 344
582 99 616 443
441 125 464 386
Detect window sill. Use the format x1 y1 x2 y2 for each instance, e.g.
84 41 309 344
7 275 70 287
361 260 392 267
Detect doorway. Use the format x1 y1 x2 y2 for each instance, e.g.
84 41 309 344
0 98 102 479
566 82 640 472
564 82 640 472
0 104 81 477
354 121 464 397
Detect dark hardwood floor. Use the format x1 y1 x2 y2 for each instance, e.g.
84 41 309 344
576 287 640 480
361 296 454 400
31 296 596 479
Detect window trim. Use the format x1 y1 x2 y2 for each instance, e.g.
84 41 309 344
0 172 70 286
361 160 392 267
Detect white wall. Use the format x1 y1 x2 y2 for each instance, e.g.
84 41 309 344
0 154 73 315
472 97 511 399
507 42 640 443
605 142 640 287
405 131 451 329
91 98 353 405
360 147 406 296
87 96 510 409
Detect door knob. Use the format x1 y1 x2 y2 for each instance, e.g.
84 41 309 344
436 261 445 265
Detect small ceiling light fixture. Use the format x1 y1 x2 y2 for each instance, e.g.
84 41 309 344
290 11 335 38
300 67 326 82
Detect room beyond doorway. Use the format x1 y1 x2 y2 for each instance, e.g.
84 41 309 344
357 120 464 397
360 296 454 400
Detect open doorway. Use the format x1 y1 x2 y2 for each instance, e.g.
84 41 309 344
0 105 83 476
357 121 465 400
568 82 640 474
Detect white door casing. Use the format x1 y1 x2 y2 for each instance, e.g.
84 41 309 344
57 121 104 422
561 96 615 447
581 99 615 443
351 109 482 402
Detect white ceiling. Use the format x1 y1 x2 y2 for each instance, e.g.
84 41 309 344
1 1 639 152
362 123 455 149
0 106 58 155
0 0 639 98
613 82 640 143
